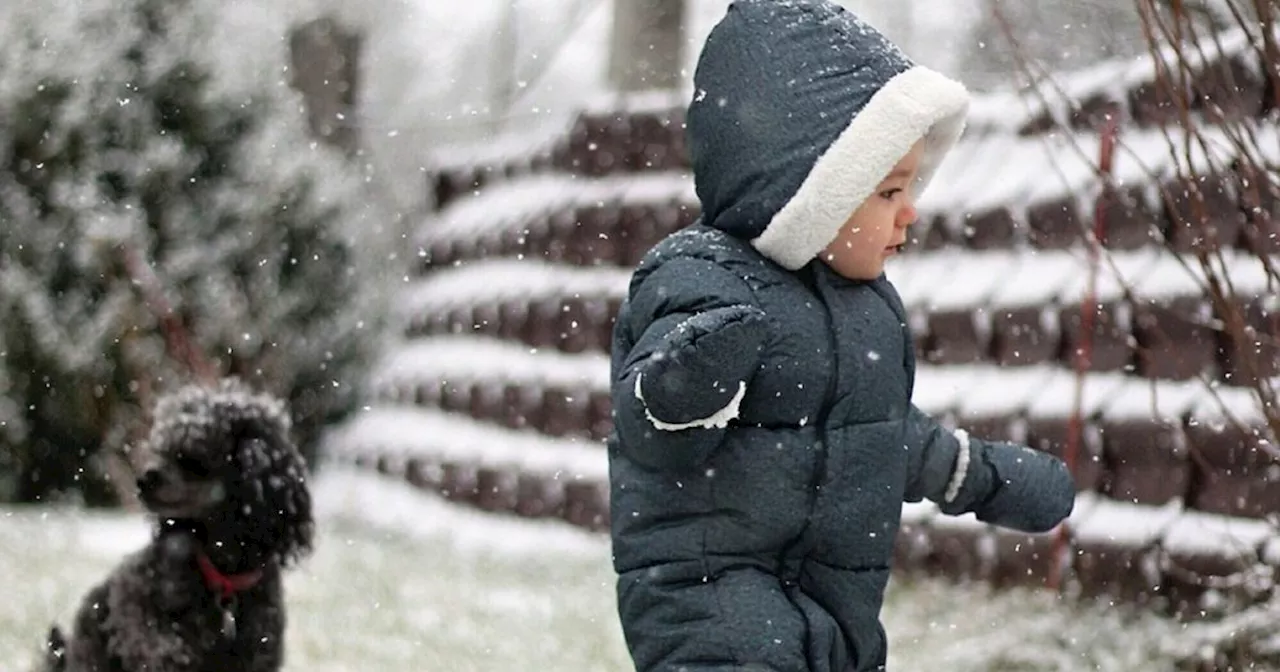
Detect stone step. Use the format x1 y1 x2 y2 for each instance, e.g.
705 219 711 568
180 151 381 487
326 422 1280 617
368 336 611 442
915 122 1280 255
966 24 1273 137
324 405 609 530
398 253 1280 385
425 92 690 210
416 172 695 270
417 123 1279 273
363 334 1277 519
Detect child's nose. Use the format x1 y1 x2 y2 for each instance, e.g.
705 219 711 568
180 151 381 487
896 203 918 228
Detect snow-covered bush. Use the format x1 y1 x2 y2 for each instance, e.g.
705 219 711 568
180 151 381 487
0 0 376 504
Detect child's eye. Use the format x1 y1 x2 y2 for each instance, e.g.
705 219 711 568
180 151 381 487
879 188 902 200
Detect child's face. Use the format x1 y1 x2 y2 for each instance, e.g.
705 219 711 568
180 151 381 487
820 140 924 280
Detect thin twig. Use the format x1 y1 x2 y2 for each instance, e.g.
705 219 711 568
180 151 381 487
120 243 217 383
1050 115 1120 592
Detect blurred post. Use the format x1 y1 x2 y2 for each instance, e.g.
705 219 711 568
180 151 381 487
289 17 362 156
491 0 520 131
608 0 686 92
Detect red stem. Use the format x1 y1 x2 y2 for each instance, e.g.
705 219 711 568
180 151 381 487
1049 114 1119 591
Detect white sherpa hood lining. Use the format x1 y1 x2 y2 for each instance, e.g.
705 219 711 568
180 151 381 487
751 66 970 271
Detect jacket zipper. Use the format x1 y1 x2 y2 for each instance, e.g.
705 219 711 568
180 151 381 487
809 268 841 504
776 266 842 574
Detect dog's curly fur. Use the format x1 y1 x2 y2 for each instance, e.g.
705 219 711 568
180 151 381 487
41 378 314 672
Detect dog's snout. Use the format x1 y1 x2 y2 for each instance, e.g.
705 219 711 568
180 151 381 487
136 468 164 494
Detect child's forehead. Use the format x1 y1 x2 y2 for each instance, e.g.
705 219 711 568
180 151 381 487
881 141 927 181
901 138 926 159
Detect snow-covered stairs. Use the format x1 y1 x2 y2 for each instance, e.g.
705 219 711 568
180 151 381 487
425 91 689 211
325 34 1280 616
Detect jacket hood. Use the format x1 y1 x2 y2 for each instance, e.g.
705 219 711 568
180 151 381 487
685 0 969 270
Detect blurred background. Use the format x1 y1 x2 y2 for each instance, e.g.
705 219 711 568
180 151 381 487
1 0 1277 669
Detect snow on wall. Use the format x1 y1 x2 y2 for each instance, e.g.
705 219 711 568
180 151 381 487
395 259 630 321
415 118 1277 255
424 124 568 176
416 172 695 246
419 87 693 186
1071 491 1274 560
370 336 610 393
364 334 1266 426
925 363 1262 424
963 24 1264 135
325 404 607 481
904 490 1275 565
400 247 1275 319
892 247 1275 310
324 403 1277 563
919 120 1280 216
314 466 608 557
916 362 1266 425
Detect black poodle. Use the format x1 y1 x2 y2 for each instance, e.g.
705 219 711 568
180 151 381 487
41 377 314 672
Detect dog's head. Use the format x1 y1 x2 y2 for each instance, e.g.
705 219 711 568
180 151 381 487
135 377 314 565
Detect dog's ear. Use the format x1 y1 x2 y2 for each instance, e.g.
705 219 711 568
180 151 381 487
238 435 314 564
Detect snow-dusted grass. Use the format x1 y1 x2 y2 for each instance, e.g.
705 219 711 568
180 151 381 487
2 468 1188 671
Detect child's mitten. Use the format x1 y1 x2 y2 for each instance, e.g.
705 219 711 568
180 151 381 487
970 441 1076 533
637 304 769 427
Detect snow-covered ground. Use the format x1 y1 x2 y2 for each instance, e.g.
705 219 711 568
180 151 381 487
2 467 1192 671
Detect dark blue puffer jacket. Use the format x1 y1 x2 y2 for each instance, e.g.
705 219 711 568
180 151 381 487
607 2 1077 671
